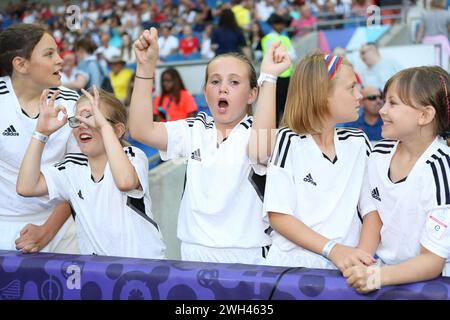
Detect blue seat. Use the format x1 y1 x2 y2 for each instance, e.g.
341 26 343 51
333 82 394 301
193 94 212 116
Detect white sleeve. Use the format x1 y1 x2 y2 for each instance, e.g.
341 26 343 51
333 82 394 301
159 119 191 161
263 131 297 218
359 157 377 218
41 164 69 201
420 174 450 259
123 146 149 199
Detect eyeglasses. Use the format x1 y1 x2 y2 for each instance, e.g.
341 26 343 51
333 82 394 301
68 114 117 128
364 95 383 101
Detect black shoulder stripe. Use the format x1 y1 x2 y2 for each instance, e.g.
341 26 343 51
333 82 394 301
0 90 9 95
273 128 299 168
49 87 79 96
194 112 214 129
0 84 7 90
63 155 88 162
240 118 253 129
63 153 88 160
374 143 396 149
338 133 372 153
372 141 396 154
65 153 87 156
427 150 450 205
337 133 365 140
372 149 392 154
49 89 79 98
337 128 363 135
47 95 78 102
55 159 88 168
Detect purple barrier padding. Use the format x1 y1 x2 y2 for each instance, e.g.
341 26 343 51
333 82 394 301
0 250 449 300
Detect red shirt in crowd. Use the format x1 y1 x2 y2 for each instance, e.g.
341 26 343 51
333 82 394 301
179 36 199 56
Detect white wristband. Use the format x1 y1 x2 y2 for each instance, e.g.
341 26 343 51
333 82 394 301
322 240 338 259
257 72 277 87
32 131 49 143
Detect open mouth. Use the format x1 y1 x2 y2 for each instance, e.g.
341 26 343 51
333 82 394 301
218 98 229 114
53 70 61 77
79 133 93 143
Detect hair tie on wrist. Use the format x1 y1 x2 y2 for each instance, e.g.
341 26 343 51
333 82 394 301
135 75 154 80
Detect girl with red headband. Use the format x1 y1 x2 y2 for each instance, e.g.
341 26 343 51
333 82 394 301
263 53 376 271
344 66 450 293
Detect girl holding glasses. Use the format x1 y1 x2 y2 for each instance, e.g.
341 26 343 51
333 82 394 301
16 86 166 259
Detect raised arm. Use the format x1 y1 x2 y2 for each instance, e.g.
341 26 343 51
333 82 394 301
128 28 169 152
249 41 291 165
17 90 68 197
78 86 140 192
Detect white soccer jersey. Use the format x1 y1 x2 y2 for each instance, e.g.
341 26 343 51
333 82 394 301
264 127 373 269
161 112 271 249
362 138 450 276
41 146 166 259
0 76 80 218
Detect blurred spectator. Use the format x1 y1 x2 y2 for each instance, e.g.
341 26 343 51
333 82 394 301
249 22 264 62
179 24 200 58
201 23 216 59
60 52 81 86
342 86 383 141
107 54 134 104
153 68 198 122
416 0 450 71
320 1 344 30
358 42 401 90
211 8 250 58
120 32 136 65
255 0 275 21
95 31 121 65
232 0 252 32
158 23 180 61
262 13 296 125
290 4 317 37
66 37 105 91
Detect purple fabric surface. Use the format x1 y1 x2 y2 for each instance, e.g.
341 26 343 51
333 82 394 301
0 250 449 300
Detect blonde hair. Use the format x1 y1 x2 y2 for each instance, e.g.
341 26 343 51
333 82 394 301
77 88 129 147
280 53 352 134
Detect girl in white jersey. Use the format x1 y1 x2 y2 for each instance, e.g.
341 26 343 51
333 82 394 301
0 23 78 253
344 66 450 293
129 28 291 264
264 53 376 271
16 86 166 259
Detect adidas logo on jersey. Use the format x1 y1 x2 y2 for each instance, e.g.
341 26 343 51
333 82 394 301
2 125 19 136
371 187 381 201
191 148 201 161
303 173 317 186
